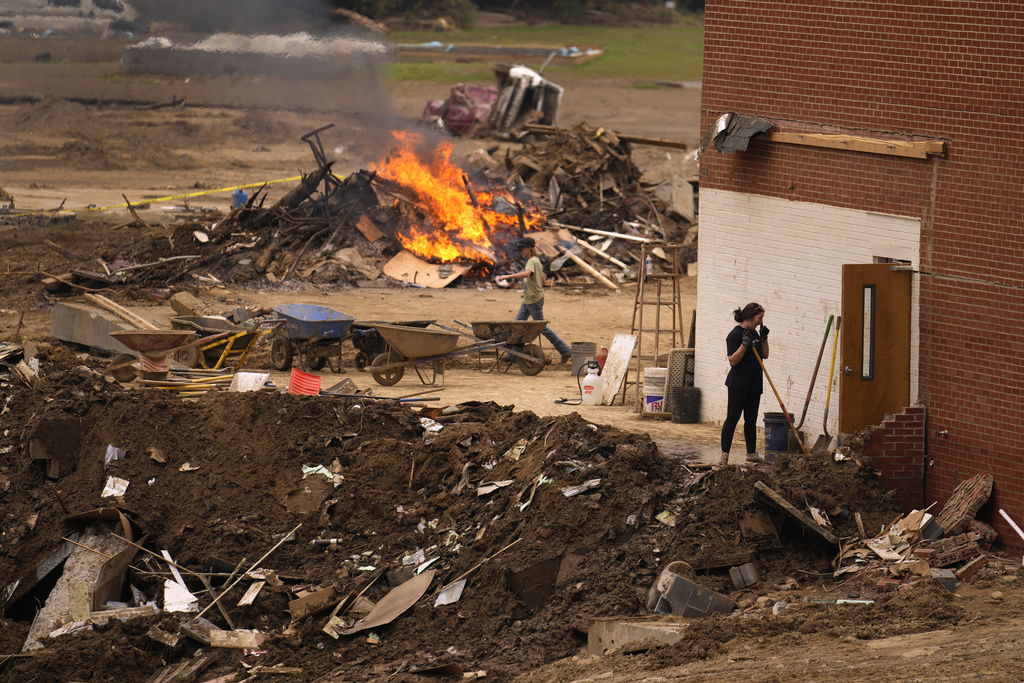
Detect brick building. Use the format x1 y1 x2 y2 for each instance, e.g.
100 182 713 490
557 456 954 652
695 1 1024 545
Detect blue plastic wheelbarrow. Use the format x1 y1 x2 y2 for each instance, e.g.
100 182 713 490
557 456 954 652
271 304 355 372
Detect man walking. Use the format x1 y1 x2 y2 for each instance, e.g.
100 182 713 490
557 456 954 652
495 236 572 365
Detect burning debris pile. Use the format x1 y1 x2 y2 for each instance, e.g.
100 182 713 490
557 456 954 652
0 351 1014 681
39 124 695 295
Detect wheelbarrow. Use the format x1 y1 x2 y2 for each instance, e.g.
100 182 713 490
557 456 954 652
368 323 505 386
345 319 436 371
107 329 203 382
271 304 355 372
170 316 281 371
451 319 548 375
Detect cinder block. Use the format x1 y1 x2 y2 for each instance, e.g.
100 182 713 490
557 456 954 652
653 574 734 618
588 619 686 656
931 568 957 593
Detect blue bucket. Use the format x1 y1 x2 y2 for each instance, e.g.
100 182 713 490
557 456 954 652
763 412 792 452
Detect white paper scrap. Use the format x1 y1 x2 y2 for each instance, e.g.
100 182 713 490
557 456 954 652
163 579 199 612
434 579 467 607
101 476 129 498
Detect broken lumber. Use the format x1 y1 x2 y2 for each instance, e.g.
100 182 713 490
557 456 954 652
754 481 840 544
84 294 159 330
526 123 689 150
560 248 618 290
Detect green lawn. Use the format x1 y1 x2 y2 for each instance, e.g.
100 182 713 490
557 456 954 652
386 24 704 83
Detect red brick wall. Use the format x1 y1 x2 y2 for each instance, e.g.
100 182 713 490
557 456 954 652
861 406 926 511
702 2 1024 548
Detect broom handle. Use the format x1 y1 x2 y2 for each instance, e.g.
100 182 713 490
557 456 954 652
751 346 809 457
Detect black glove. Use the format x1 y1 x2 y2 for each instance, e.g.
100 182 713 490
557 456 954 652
741 330 753 347
759 325 770 340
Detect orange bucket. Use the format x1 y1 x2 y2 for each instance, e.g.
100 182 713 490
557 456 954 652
288 368 321 396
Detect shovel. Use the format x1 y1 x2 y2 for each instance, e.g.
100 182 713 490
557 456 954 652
795 315 834 432
750 346 809 457
813 316 842 454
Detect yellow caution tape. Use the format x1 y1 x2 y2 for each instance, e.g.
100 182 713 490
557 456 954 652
82 176 305 212
12 173 347 216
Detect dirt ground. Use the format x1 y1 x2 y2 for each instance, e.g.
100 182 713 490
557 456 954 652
3 26 1024 683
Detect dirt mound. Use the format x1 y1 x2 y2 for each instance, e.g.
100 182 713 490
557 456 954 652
0 346 912 681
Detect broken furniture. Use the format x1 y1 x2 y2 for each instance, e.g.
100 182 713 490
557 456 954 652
488 63 563 135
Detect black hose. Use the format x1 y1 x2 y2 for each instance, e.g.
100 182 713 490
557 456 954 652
554 362 590 405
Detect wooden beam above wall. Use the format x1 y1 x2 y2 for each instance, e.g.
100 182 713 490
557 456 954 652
765 132 947 159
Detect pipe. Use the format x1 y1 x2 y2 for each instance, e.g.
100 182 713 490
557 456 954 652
998 509 1024 565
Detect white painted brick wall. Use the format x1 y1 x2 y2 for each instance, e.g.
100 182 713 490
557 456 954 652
695 189 920 441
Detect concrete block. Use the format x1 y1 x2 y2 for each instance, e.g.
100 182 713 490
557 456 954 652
652 573 734 618
729 562 760 589
931 568 957 593
588 619 686 656
50 303 134 355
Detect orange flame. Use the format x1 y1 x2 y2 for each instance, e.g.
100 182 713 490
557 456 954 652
370 130 543 264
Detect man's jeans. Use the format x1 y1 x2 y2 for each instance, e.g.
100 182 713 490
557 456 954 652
515 299 571 359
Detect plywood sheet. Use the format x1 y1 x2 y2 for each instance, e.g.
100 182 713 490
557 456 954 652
382 250 471 289
601 333 637 406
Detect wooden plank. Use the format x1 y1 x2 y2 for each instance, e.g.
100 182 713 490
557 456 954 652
561 248 618 291
754 481 840 544
765 132 946 159
601 333 636 406
526 124 689 150
84 293 159 330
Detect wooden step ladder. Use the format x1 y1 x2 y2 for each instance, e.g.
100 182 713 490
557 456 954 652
624 244 687 412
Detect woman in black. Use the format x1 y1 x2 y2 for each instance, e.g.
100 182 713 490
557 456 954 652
720 303 769 465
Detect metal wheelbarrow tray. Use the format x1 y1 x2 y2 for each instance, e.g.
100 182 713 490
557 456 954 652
451 319 549 375
272 304 355 372
347 319 436 370
170 316 277 371
369 323 505 386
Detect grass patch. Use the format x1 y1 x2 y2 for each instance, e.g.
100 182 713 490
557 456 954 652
387 24 703 83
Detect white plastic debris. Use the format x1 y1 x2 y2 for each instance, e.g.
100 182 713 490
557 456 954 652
101 476 129 498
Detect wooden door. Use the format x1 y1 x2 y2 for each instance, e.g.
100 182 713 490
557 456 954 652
838 263 912 433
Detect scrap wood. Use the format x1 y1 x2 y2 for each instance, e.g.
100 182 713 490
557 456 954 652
428 537 523 601
193 522 303 621
84 293 159 330
115 534 238 629
559 246 618 290
122 194 151 229
44 238 75 260
39 270 103 293
754 481 840 545
549 220 655 243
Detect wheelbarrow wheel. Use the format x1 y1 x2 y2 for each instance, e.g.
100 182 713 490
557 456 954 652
271 336 294 371
354 351 372 371
516 344 546 376
176 346 201 369
108 353 138 383
370 353 404 386
304 352 327 371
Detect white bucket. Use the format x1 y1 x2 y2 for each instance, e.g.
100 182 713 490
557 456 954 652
643 384 665 412
643 367 667 412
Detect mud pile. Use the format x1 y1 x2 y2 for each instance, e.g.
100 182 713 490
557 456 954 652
0 348 934 682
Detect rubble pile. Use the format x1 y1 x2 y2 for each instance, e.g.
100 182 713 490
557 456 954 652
1 350 1013 681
